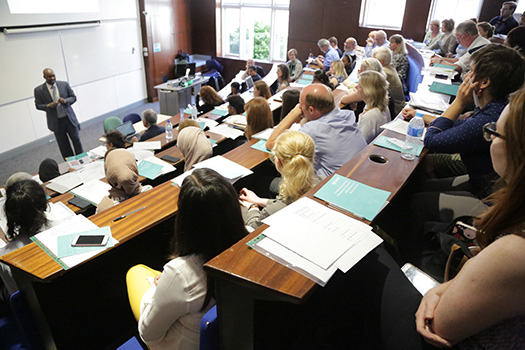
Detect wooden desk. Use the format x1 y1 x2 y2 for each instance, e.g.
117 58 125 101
1 181 181 349
205 129 426 350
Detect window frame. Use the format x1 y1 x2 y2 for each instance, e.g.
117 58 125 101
426 0 484 29
359 0 408 30
218 0 289 62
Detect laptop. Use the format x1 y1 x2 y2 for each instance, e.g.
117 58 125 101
245 76 254 91
115 121 138 142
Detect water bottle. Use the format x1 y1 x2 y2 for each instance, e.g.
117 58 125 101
165 120 173 140
192 104 198 120
401 112 424 160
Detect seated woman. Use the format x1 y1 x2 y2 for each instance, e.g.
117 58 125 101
226 95 245 115
196 86 224 116
244 97 274 141
98 130 142 212
313 69 335 90
415 86 525 348
1 179 48 297
254 80 271 100
177 120 213 172
276 64 291 92
228 82 241 97
356 71 390 143
328 59 348 86
341 53 354 76
239 130 318 229
126 168 248 349
429 19 458 57
405 44 525 232
389 34 409 94
424 19 443 48
287 48 303 82
476 21 494 39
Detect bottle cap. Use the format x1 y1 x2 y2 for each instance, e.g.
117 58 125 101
415 112 424 117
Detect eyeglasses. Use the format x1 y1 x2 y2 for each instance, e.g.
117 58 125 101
482 122 505 142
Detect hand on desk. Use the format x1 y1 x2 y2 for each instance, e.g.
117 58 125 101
402 107 416 121
239 188 267 208
430 55 443 65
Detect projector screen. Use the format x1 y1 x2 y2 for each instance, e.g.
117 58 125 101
0 0 137 27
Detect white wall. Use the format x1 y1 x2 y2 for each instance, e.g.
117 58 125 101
0 0 147 154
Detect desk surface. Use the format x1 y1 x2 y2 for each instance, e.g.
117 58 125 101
205 129 426 302
1 181 180 282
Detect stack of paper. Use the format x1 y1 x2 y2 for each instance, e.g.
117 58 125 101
88 145 108 159
133 141 161 150
380 117 427 140
70 180 112 205
223 114 247 126
75 160 106 184
139 156 176 179
66 152 92 170
252 197 383 286
196 117 219 129
172 156 253 186
252 127 274 140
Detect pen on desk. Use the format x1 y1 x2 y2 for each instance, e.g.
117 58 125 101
113 206 146 222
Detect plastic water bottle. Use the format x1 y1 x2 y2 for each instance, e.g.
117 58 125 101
165 120 173 140
191 105 198 120
401 112 424 160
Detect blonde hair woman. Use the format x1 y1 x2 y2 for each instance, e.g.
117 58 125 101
254 80 271 99
239 130 318 229
389 34 409 88
356 71 390 143
329 59 348 86
244 97 274 140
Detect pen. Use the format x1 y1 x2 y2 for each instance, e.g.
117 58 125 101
113 206 146 222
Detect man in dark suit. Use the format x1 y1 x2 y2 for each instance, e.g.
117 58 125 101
34 68 83 159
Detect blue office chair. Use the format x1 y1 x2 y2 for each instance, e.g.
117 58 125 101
199 305 219 350
406 55 423 99
0 291 43 350
123 113 141 125
116 335 147 350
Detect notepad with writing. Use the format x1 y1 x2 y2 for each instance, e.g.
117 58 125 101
429 82 459 96
314 174 390 221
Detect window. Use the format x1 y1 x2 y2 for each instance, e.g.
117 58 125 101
359 0 408 30
427 0 483 28
219 0 289 62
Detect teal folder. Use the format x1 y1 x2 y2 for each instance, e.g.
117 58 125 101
138 160 163 180
250 139 271 154
212 108 229 116
429 82 459 96
432 63 455 70
373 136 424 156
314 174 391 221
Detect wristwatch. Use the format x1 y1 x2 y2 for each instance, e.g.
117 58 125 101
248 203 258 210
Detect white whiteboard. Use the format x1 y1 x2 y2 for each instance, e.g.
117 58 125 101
62 20 143 86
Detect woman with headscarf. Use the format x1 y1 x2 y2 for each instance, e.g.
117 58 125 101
39 158 61 182
177 125 213 172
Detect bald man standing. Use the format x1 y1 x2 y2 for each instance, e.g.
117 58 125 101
267 84 366 177
34 68 83 159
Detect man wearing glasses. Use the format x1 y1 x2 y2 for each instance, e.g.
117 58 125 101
489 1 519 35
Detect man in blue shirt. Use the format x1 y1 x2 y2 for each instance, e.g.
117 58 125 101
314 38 340 71
489 1 519 35
266 84 366 177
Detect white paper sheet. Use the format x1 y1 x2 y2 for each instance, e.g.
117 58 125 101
70 180 111 205
128 149 155 162
262 198 377 270
88 145 107 159
31 174 43 185
223 114 247 125
209 124 245 140
75 160 106 183
133 141 161 150
252 127 275 140
380 117 427 140
45 202 76 223
46 172 83 194
193 156 253 181
196 117 219 129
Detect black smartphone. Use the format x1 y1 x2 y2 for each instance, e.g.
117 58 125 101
435 74 448 80
68 196 92 209
160 155 181 163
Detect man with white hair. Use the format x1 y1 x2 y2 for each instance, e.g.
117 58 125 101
344 37 358 61
314 38 340 71
430 20 490 75
365 30 389 57
373 46 405 116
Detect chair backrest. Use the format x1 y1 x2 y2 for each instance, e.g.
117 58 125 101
104 116 122 133
0 291 43 350
199 305 219 350
406 56 422 94
123 113 141 125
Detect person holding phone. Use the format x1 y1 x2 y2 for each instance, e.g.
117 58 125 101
126 168 248 349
